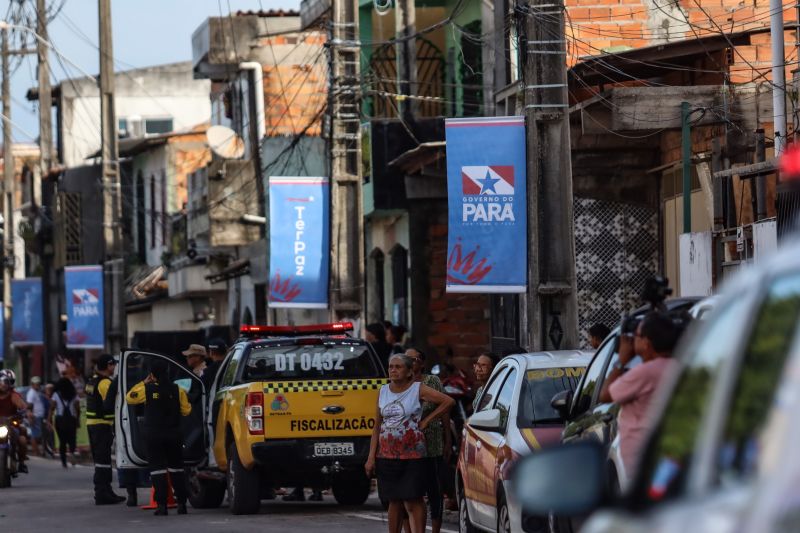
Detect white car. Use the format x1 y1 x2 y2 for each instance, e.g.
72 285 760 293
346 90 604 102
456 351 592 533
512 238 800 533
688 295 721 319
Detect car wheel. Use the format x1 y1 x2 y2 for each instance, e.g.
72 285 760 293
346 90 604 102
187 468 226 509
458 483 479 533
497 493 511 533
227 441 260 515
332 471 371 505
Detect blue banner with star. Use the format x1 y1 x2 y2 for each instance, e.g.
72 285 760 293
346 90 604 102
445 116 527 293
65 266 105 349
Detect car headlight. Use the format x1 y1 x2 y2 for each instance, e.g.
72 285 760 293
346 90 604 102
0 425 8 439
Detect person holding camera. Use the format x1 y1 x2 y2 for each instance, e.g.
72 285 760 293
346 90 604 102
599 312 680 474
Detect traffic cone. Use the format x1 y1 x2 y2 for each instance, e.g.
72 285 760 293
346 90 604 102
141 473 178 509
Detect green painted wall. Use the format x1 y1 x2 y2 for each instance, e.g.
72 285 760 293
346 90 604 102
445 0 481 117
359 0 481 119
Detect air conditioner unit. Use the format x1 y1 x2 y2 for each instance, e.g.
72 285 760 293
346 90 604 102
128 115 144 138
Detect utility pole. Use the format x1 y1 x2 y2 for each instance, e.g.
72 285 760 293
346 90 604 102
328 0 365 324
37 0 57 380
394 0 417 120
770 0 787 156
522 0 579 350
681 101 692 233
99 0 124 353
755 129 767 221
1 29 12 369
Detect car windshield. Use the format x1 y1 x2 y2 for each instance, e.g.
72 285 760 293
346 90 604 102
518 367 586 425
241 341 381 381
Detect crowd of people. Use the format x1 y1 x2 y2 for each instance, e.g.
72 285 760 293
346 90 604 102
0 311 681 526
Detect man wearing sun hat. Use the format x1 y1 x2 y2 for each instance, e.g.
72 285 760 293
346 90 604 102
182 344 208 378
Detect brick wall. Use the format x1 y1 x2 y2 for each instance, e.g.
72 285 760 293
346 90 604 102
424 215 491 372
566 0 798 86
261 32 327 137
168 132 212 211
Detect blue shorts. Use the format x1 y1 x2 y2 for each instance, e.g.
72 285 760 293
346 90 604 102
29 416 43 439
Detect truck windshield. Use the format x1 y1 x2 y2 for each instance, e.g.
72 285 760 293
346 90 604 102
518 367 585 425
241 342 381 381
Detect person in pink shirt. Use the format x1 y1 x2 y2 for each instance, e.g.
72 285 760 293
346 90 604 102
600 312 680 475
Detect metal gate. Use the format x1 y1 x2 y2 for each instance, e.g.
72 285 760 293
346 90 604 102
574 198 659 348
367 37 444 118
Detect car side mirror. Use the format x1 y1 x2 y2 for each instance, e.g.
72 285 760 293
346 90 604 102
511 441 608 517
550 390 573 420
468 408 502 432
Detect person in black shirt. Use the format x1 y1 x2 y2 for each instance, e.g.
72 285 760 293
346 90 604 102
85 354 125 505
365 323 392 369
202 338 227 391
126 358 192 516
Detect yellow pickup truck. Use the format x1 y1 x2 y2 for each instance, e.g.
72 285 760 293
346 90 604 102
114 322 387 514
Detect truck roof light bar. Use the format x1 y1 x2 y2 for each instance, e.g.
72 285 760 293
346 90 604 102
239 322 354 338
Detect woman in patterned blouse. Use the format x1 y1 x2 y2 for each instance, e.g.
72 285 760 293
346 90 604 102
366 354 454 533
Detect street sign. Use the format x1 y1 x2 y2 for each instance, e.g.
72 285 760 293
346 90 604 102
65 266 105 349
268 177 330 309
445 116 527 293
11 278 43 346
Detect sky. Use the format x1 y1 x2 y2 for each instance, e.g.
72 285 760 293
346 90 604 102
5 0 298 143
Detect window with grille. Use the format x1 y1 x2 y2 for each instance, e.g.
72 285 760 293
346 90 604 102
56 192 82 267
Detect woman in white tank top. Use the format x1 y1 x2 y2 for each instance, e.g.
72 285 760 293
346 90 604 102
365 353 454 533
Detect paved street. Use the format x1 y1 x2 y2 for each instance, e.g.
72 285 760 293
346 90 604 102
1 456 457 532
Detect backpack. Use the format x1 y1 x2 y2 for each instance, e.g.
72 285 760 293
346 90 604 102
57 394 76 423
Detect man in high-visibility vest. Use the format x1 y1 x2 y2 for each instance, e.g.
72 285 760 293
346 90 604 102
85 354 125 505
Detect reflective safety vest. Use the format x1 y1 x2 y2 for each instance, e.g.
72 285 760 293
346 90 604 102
142 382 181 430
85 375 114 425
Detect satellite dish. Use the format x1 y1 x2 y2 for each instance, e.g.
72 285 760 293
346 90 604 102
207 125 245 159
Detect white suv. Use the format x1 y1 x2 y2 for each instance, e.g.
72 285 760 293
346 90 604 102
512 239 800 533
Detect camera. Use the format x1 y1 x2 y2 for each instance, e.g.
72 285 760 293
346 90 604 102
641 276 673 310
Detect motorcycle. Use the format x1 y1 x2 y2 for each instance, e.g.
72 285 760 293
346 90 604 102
431 364 473 507
432 364 472 438
0 412 23 488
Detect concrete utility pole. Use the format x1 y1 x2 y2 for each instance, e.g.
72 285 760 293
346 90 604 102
394 0 417 120
329 0 365 324
522 0 579 350
770 0 787 156
99 0 124 353
1 29 12 368
37 0 57 380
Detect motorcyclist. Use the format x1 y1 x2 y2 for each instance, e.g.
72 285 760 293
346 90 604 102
0 370 29 473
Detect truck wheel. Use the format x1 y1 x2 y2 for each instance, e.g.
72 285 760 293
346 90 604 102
187 468 226 509
227 442 260 514
332 471 371 505
0 448 10 488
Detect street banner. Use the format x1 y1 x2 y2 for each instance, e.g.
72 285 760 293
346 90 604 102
65 266 105 349
445 116 527 293
268 177 330 308
11 278 43 346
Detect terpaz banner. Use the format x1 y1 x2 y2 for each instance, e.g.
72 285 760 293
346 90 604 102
445 116 527 293
11 278 43 346
65 265 105 349
268 177 330 308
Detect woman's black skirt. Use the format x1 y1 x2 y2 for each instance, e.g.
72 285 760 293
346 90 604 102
376 457 427 502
